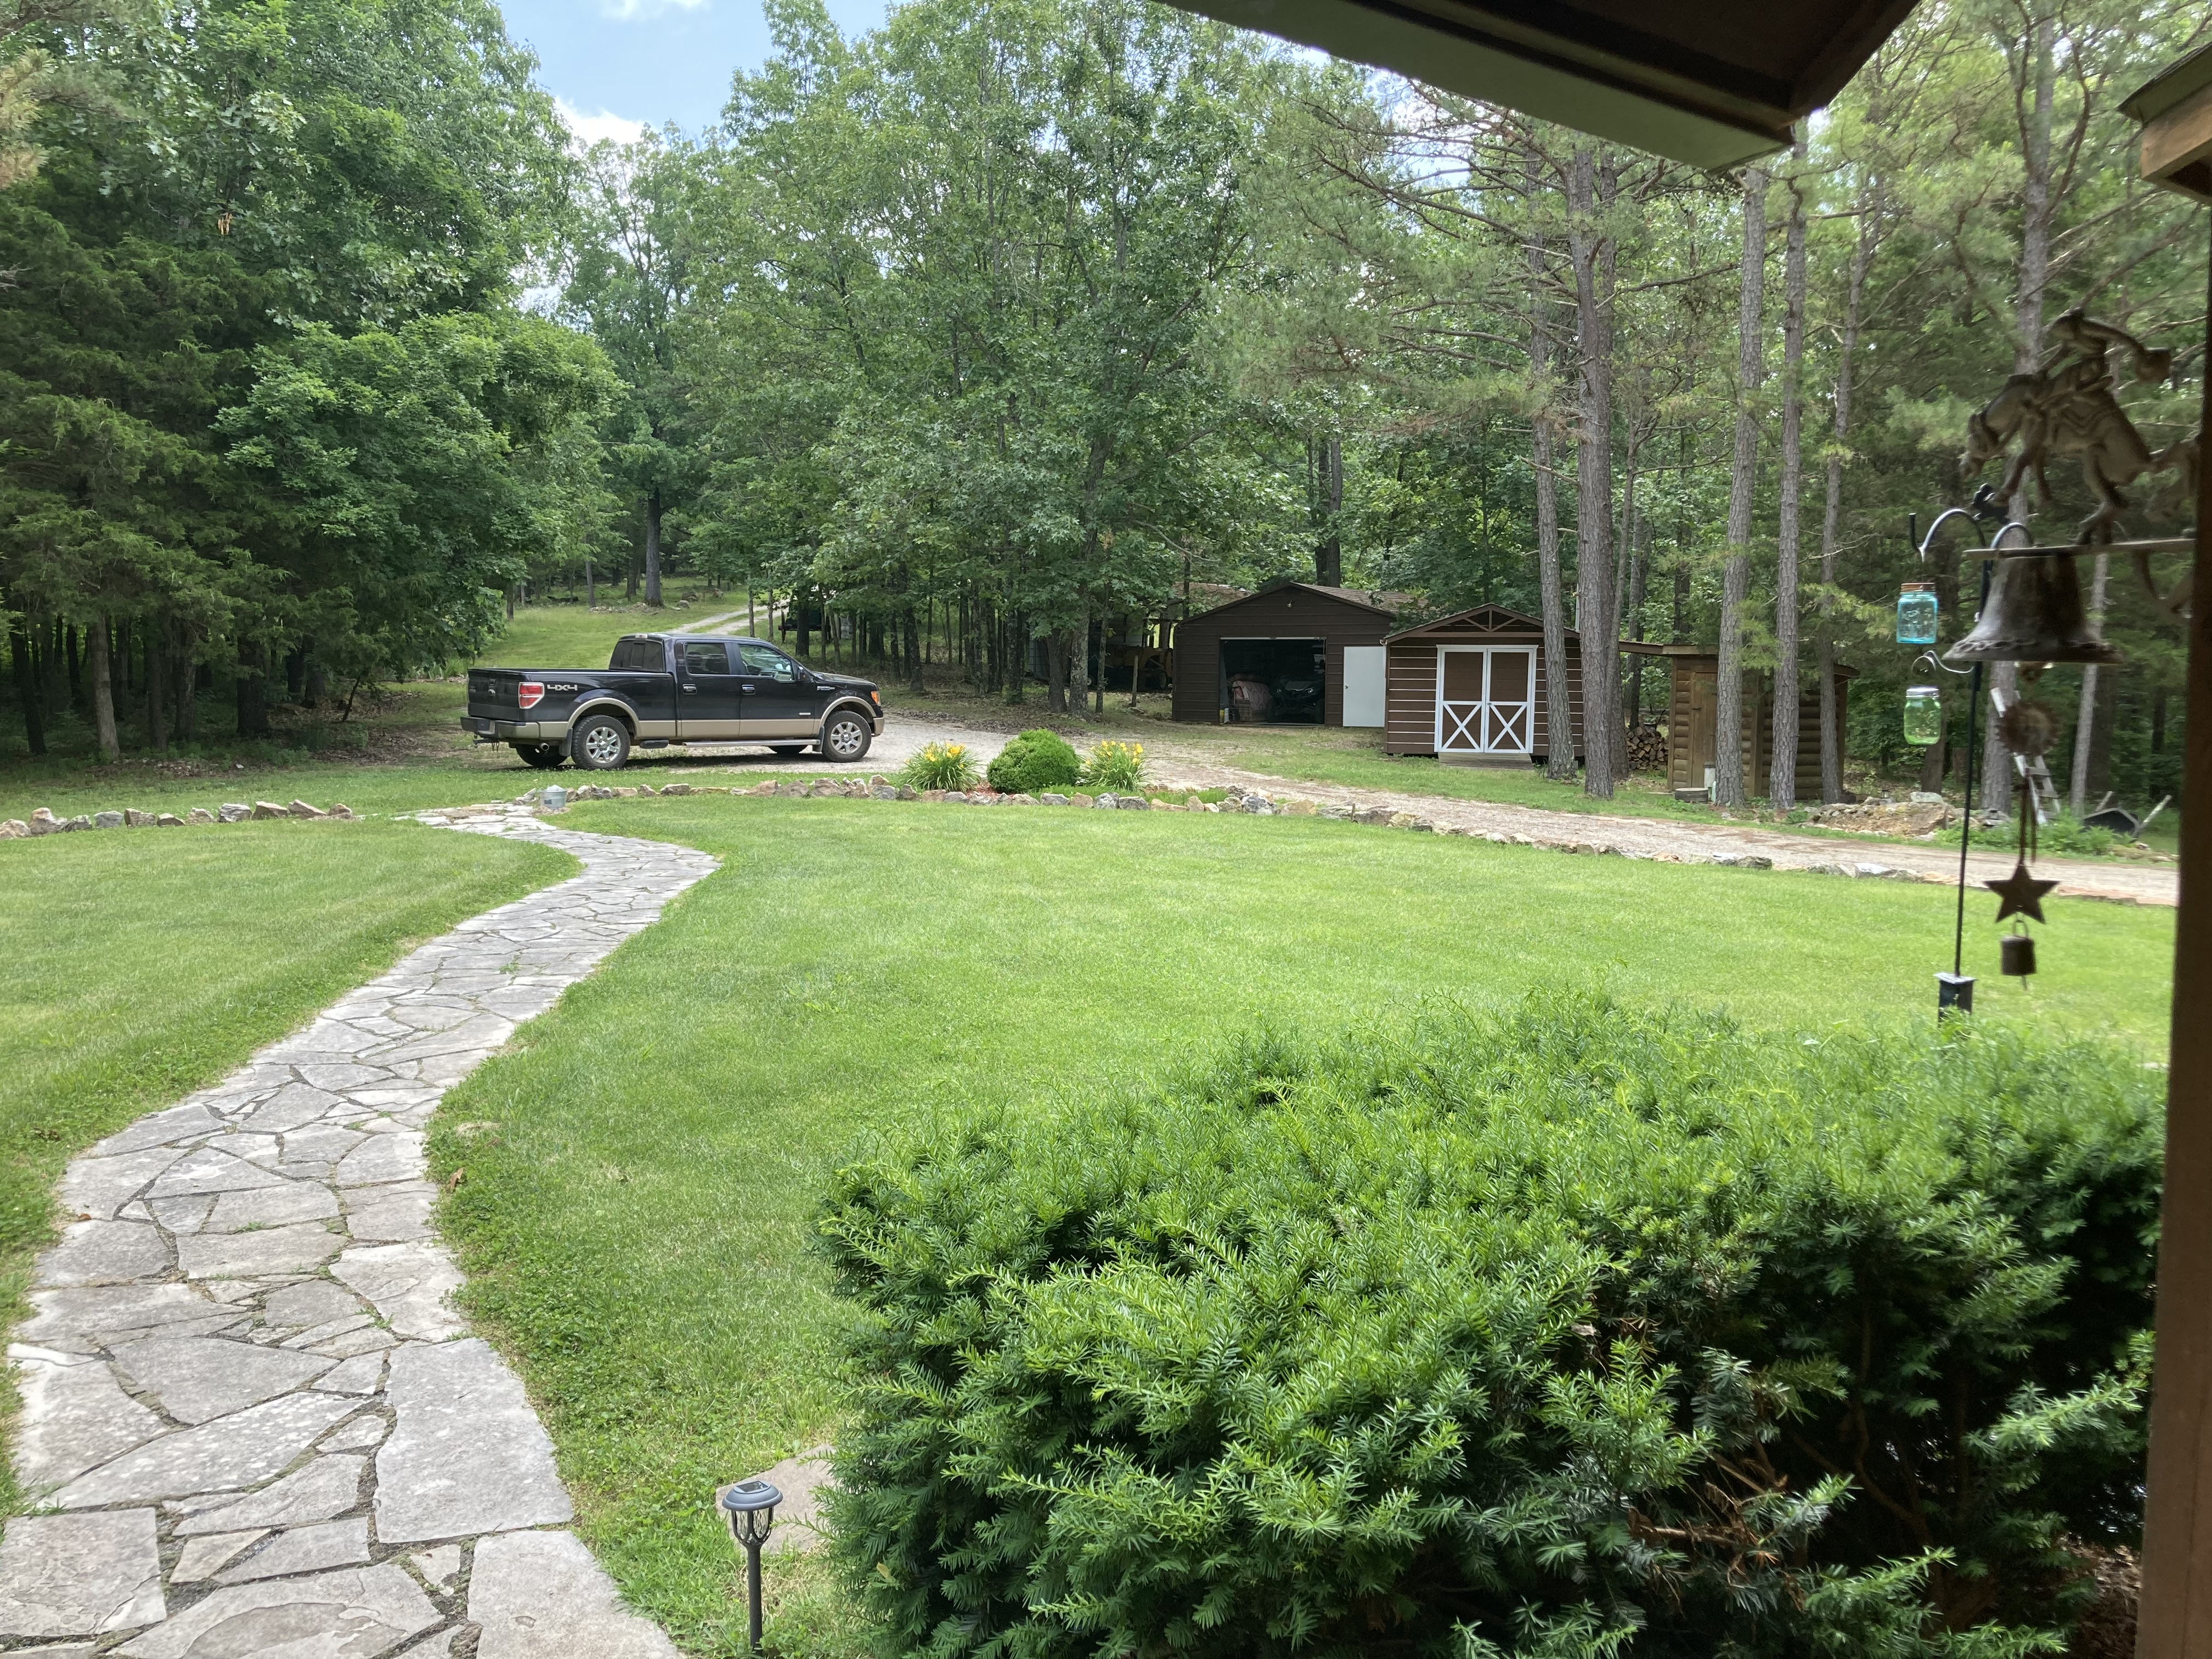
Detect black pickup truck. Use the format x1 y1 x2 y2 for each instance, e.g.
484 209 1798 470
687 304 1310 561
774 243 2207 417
464 634 884 771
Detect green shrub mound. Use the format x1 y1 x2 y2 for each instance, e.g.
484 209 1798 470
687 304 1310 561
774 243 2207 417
820 994 2160 1659
988 729 1082 795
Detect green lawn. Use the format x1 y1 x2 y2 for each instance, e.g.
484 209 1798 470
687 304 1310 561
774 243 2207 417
0 819 572 1498
427 796 2176 1657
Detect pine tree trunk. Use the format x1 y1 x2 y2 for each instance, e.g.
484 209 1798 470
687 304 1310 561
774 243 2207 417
1770 148 1808 812
235 640 269 740
1988 9 2057 818
1316 434 1344 586
146 621 167 753
1567 147 1619 798
1717 166 1768 808
10 619 45 756
1818 190 1874 803
1046 630 1068 714
644 489 665 607
2070 554 2109 816
1071 606 1091 720
173 632 196 742
88 614 120 760
1525 148 1575 783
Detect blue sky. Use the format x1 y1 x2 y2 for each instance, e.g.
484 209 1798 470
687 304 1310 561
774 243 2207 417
503 0 892 141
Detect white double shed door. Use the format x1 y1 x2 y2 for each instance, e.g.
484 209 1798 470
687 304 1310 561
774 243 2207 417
1435 645 1534 757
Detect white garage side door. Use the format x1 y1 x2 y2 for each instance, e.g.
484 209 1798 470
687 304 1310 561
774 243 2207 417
1342 646 1385 727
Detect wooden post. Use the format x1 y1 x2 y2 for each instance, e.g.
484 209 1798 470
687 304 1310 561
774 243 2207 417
2124 55 2212 1653
2134 221 2212 1655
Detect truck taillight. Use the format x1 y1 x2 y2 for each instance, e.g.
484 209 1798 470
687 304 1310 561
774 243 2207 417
517 681 545 709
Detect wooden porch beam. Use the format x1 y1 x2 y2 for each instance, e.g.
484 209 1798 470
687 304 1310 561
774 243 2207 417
2129 47 2212 1657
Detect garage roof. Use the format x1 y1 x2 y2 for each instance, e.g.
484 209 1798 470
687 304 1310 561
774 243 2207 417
1160 0 1920 167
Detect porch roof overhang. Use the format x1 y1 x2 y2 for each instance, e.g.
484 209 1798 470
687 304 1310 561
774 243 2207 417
1155 0 1920 167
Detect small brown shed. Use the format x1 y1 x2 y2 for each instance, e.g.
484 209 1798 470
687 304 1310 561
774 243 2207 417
1649 646 1856 800
1384 605 1584 765
1170 582 1400 725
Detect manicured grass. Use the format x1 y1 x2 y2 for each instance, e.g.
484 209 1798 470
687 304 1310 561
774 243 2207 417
475 594 741 670
0 819 572 1497
428 797 2176 1656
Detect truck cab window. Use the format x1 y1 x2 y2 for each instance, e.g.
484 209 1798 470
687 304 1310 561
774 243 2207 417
682 641 730 675
737 644 799 682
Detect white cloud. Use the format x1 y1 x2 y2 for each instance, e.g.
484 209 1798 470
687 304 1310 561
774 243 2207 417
596 0 707 21
556 98 650 149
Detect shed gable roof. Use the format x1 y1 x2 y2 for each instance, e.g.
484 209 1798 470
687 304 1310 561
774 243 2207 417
1387 605 1571 642
1183 582 1399 626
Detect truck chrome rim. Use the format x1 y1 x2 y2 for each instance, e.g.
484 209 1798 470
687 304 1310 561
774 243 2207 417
583 725 624 764
827 717 865 758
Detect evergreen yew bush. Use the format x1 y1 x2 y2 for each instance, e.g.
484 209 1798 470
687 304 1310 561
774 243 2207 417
988 729 1082 795
819 993 2160 1658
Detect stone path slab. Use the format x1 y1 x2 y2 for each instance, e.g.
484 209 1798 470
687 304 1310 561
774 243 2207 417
4 806 713 1654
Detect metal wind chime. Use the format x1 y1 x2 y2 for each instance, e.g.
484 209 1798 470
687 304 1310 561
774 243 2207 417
1905 308 2195 1013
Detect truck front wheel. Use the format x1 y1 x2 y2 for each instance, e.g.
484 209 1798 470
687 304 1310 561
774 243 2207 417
821 708 873 763
517 744 566 770
569 714 632 770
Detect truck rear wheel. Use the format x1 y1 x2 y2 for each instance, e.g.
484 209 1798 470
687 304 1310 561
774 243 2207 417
517 744 566 770
569 714 631 770
821 708 872 763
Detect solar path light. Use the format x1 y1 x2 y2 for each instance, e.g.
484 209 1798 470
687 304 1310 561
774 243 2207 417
720 1477 782 1652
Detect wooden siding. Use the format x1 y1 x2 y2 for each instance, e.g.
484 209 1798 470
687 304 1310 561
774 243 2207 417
1667 660 1850 799
1383 625 1584 759
1170 586 1395 725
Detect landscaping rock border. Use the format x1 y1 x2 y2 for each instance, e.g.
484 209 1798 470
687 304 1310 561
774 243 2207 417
3 801 356 839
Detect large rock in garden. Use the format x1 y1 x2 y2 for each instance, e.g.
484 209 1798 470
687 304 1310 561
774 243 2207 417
124 809 155 827
28 808 59 835
1811 797 1951 836
93 812 123 830
217 804 249 823
0 820 25 838
188 808 215 824
155 815 182 828
287 800 326 819
251 802 287 820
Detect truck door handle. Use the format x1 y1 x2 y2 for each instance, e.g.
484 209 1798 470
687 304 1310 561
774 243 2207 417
681 684 698 694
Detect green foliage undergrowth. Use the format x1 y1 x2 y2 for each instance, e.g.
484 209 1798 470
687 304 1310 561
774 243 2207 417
987 729 1082 795
820 991 2160 1658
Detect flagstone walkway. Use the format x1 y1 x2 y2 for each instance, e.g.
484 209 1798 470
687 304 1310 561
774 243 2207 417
0 806 716 1655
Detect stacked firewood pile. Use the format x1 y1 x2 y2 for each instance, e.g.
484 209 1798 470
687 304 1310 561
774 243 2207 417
1624 726 1668 774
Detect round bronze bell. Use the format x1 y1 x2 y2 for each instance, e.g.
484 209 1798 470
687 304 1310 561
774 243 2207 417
2000 933 2037 977
1946 552 2123 665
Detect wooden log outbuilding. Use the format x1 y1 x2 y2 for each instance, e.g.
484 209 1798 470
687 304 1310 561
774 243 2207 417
1384 605 1584 765
1640 644 1855 800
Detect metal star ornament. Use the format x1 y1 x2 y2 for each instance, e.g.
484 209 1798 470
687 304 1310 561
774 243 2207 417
1985 860 2058 924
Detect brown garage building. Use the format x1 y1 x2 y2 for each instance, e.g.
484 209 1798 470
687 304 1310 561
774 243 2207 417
1384 605 1584 765
1170 583 1400 725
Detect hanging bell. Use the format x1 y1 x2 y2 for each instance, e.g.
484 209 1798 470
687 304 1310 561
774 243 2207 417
1946 552 2122 665
1999 933 2037 977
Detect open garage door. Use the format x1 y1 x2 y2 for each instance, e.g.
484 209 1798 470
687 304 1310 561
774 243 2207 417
1221 638 1324 724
